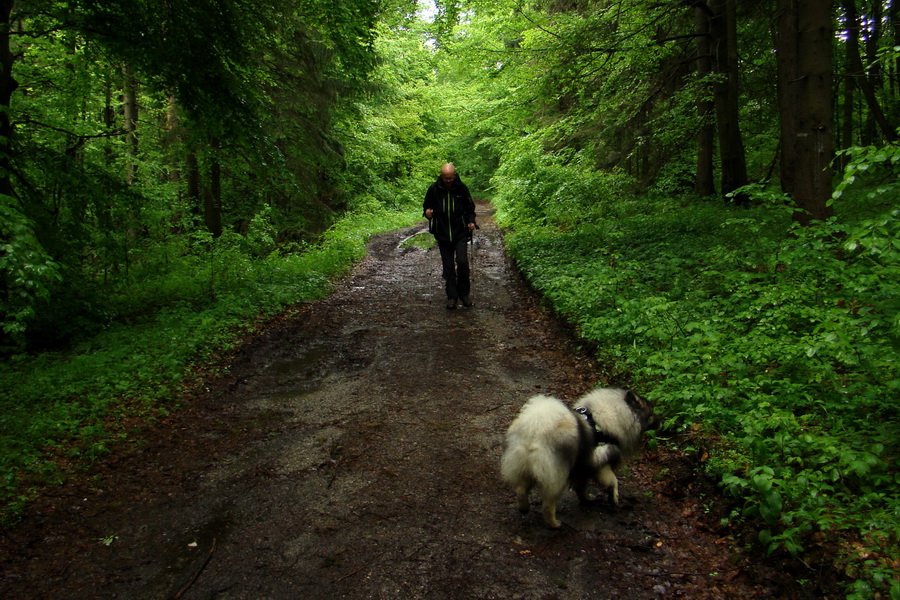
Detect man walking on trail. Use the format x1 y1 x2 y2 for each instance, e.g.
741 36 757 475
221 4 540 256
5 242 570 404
423 163 477 309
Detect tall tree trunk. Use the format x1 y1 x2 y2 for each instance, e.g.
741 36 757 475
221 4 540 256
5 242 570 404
0 0 17 200
839 6 855 171
841 55 854 169
203 137 223 238
103 73 115 166
862 0 882 143
709 0 748 203
891 1 900 97
841 15 856 155
186 151 201 223
842 0 898 143
122 64 139 185
777 0 834 225
695 3 716 196
165 96 181 184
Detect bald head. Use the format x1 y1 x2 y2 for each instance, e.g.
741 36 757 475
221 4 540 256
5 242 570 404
440 163 457 187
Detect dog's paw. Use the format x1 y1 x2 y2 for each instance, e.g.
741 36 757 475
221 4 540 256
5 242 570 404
577 491 597 504
516 494 531 514
608 487 620 507
542 505 561 529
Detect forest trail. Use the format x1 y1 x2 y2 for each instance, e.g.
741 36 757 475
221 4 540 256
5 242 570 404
0 202 830 599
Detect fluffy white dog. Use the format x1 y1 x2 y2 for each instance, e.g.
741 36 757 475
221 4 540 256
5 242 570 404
501 388 659 528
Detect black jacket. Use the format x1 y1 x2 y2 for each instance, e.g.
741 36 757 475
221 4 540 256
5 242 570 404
423 175 476 243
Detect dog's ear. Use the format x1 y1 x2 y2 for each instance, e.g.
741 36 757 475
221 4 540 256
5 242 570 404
624 389 659 423
622 389 641 411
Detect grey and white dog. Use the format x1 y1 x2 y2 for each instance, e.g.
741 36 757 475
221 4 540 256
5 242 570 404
501 388 660 528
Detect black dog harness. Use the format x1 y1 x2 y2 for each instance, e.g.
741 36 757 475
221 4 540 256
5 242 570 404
575 407 620 447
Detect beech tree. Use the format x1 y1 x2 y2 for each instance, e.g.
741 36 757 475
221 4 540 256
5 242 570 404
0 0 16 200
776 0 834 224
841 0 898 145
694 2 716 197
707 0 749 202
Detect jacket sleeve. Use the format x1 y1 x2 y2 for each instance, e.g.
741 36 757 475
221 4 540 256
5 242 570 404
463 185 476 225
423 184 436 218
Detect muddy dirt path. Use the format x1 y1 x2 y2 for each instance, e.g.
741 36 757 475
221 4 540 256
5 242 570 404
0 204 835 599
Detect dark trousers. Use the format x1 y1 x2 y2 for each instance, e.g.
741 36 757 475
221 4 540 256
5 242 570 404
437 237 470 300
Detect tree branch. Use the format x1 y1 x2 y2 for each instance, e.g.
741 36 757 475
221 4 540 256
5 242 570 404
14 118 127 154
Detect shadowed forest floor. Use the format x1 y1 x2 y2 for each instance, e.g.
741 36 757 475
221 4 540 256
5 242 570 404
0 203 841 599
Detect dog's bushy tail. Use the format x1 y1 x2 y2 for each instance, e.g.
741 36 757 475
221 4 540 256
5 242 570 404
501 440 568 498
595 443 623 471
594 444 623 505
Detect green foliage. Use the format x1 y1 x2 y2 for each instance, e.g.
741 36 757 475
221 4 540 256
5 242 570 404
290 0 382 79
833 143 900 206
74 0 268 127
493 137 639 228
334 21 441 206
0 0 395 348
0 197 62 349
496 156 900 595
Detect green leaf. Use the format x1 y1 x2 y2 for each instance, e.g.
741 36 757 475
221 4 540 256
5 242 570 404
758 490 783 525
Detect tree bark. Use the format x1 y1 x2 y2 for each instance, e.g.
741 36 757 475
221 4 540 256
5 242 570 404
842 0 898 143
777 0 834 225
0 0 17 200
840 57 854 170
203 137 223 238
165 96 181 184
123 64 139 185
862 0 882 143
186 151 201 223
891 0 900 97
709 0 748 203
695 2 716 196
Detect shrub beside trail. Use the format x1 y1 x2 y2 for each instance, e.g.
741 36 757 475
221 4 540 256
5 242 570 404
493 152 899 599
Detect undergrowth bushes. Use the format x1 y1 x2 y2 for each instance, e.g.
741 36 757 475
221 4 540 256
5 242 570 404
0 205 417 519
494 149 899 599
493 136 639 228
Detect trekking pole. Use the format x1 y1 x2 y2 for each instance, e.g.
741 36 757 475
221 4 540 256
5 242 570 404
468 228 475 294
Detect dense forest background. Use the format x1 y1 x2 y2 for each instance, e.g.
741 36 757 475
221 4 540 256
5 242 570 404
0 0 897 597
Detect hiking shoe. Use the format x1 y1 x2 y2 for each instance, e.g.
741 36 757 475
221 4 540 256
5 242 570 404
446 298 458 309
461 296 473 307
